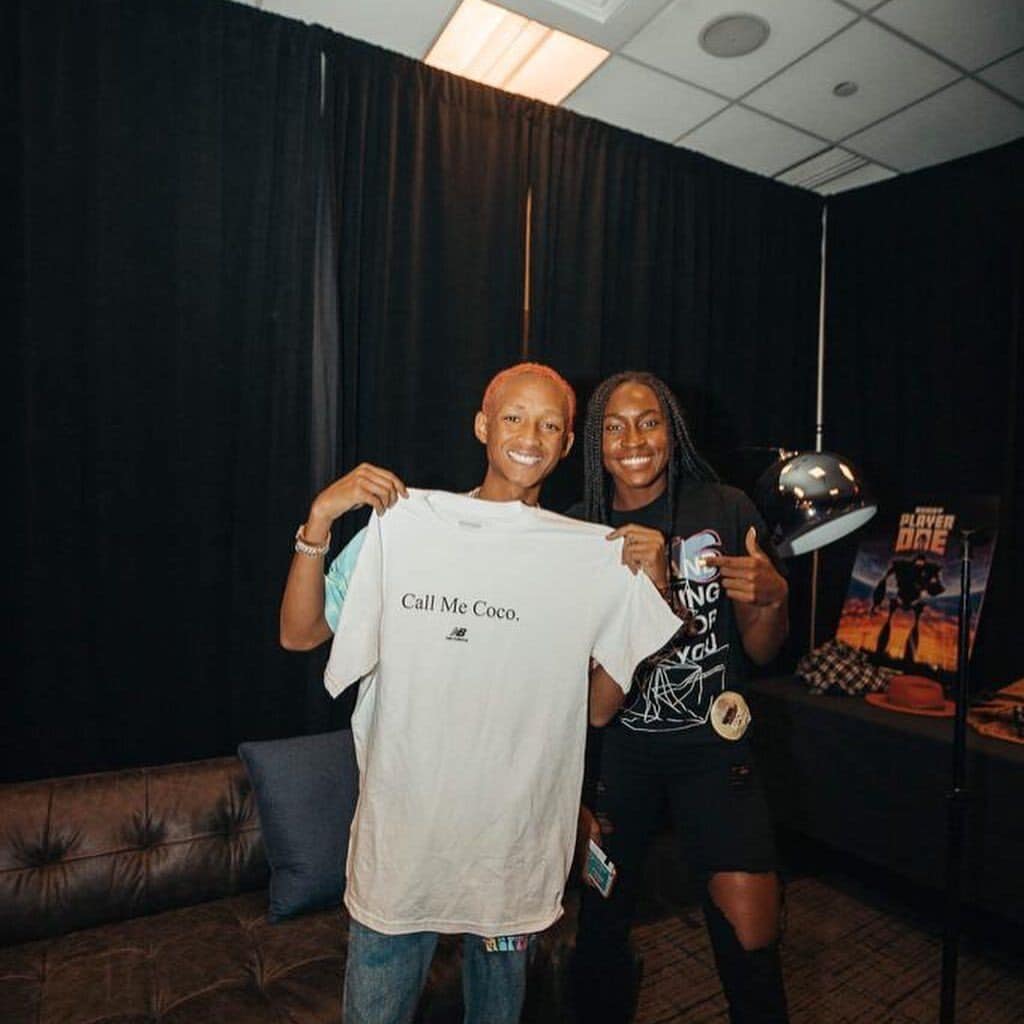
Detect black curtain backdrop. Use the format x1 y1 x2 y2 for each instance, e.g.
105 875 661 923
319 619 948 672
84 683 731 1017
7 0 321 781
820 140 1024 689
526 106 824 514
10 1 829 781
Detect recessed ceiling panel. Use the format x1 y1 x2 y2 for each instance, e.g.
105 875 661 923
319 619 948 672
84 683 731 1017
844 78 1024 170
543 0 630 24
563 55 728 142
979 49 1024 103
623 0 856 99
679 106 826 176
490 0 678 51
424 0 609 104
259 0 455 59
873 0 1024 71
745 19 959 139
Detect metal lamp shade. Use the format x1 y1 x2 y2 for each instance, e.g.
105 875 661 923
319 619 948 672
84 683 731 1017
754 451 877 557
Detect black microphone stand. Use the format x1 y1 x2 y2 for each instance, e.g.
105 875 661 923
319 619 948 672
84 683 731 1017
939 528 973 1024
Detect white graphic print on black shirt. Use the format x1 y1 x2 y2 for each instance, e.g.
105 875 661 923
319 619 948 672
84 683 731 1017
599 484 781 741
620 529 731 733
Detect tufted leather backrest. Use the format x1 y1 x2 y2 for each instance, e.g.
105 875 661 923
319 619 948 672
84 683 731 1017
0 756 268 945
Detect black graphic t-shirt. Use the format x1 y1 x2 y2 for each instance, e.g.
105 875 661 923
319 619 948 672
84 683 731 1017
572 482 781 746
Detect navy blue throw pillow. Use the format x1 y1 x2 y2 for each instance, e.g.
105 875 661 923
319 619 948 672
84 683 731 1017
238 729 358 922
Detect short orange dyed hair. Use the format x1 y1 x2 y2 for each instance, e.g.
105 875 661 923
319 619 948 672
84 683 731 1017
481 362 576 429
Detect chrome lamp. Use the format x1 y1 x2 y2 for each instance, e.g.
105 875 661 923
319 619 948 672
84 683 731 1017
754 449 877 557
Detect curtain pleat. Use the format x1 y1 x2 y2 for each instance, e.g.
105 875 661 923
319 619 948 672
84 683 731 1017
526 104 823 516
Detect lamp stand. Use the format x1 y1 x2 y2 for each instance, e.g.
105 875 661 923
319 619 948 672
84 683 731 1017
809 549 820 650
939 528 973 1024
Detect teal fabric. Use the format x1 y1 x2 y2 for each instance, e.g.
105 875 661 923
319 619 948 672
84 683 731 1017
324 528 366 632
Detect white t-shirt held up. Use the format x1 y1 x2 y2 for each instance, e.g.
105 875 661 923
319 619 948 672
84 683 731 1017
325 489 680 936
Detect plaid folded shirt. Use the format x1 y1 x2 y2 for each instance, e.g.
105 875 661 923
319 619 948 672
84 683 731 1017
797 639 897 696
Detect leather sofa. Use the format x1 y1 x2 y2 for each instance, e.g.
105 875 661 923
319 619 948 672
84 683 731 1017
0 756 570 1023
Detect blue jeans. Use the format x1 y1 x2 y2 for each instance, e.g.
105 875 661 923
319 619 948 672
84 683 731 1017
343 919 530 1024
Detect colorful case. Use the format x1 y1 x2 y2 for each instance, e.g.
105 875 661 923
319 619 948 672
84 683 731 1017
584 838 616 897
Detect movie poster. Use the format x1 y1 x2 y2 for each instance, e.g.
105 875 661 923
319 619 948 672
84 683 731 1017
834 497 998 681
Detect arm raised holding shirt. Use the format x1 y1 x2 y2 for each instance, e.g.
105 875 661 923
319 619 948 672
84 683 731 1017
279 463 406 651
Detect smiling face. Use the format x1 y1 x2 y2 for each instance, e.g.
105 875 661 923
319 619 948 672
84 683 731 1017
602 381 671 510
474 373 574 505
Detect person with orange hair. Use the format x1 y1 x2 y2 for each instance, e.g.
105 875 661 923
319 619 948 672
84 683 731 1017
280 362 578 652
279 363 682 1024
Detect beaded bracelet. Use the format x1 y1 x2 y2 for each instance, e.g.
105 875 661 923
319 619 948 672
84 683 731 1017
294 524 330 557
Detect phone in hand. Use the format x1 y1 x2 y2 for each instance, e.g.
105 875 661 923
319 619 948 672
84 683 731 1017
584 838 616 897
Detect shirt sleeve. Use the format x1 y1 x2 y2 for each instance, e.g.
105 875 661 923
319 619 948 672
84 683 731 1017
323 528 368 632
323 516 382 699
591 556 683 693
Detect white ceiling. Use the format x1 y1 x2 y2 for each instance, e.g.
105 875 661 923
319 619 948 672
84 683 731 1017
233 0 1024 194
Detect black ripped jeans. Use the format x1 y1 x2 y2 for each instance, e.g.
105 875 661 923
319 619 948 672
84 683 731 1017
573 726 787 1024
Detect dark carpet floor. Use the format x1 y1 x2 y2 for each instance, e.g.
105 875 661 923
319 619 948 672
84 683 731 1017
629 860 1024 1024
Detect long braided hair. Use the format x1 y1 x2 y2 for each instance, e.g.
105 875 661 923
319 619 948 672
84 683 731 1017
582 371 718 525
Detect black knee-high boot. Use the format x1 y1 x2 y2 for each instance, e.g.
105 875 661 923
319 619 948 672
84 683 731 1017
703 897 789 1024
569 933 643 1024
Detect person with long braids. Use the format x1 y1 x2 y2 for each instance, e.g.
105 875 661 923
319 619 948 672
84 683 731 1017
570 371 790 1024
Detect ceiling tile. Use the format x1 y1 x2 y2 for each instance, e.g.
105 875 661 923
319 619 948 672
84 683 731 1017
978 48 1024 103
259 0 456 59
818 161 897 193
489 0 678 51
622 0 856 99
563 56 728 141
873 0 1024 71
744 19 959 139
679 106 826 176
544 0 631 23
844 78 1024 170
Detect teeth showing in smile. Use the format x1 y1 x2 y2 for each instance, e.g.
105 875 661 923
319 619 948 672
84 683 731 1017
621 455 653 468
508 450 543 466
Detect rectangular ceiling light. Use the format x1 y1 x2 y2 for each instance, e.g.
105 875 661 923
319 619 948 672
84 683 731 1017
425 0 608 106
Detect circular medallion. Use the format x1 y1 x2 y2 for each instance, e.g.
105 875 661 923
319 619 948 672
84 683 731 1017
710 691 751 741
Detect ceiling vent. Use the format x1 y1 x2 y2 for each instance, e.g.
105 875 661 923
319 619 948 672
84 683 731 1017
699 14 770 58
777 149 870 191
